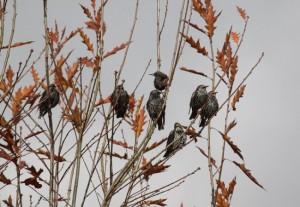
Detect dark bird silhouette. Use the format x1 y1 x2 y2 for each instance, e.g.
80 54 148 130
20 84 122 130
150 71 169 91
164 122 187 157
146 90 165 130
38 84 60 118
200 91 219 127
111 85 129 118
189 85 208 120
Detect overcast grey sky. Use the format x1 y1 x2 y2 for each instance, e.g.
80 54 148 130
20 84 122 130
2 0 300 206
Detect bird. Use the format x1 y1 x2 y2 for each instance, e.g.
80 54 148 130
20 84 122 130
163 122 187 157
111 84 129 118
189 85 208 120
146 90 165 130
38 84 60 118
150 71 169 91
199 91 219 127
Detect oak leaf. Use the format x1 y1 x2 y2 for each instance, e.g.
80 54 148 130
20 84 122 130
103 41 131 59
0 172 11 185
237 6 247 20
233 161 265 190
218 131 244 160
231 85 246 111
181 33 208 56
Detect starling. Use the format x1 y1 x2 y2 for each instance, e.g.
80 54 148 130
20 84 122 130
146 90 165 130
163 122 187 157
150 71 169 91
111 85 129 118
200 91 219 127
38 84 60 118
189 85 208 120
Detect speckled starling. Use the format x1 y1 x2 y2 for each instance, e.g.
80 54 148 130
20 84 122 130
111 85 129 118
189 85 208 120
150 71 169 91
146 90 165 130
200 91 219 127
163 122 187 157
38 84 60 118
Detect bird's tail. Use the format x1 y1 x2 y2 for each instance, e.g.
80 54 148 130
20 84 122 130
189 110 197 120
199 118 206 127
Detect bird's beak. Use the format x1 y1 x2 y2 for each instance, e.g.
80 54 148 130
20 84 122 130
149 73 154 76
204 85 209 88
212 91 218 94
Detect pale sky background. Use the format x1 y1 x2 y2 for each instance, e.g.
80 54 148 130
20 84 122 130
1 0 300 206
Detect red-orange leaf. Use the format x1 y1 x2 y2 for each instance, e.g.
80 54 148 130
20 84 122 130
136 107 146 138
79 29 94 53
80 4 93 20
218 131 244 160
229 56 238 87
231 32 240 44
6 66 14 88
22 166 43 189
1 41 34 49
128 93 136 113
103 41 131 59
181 33 208 56
104 152 128 160
231 85 246 111
233 161 265 190
226 119 237 134
196 146 217 168
95 96 111 106
144 137 168 153
142 162 170 181
180 67 208 78
113 140 133 150
36 149 66 162
145 199 167 206
0 172 11 185
31 67 39 84
237 6 247 20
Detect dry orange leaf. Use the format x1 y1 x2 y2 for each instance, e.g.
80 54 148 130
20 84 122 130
22 166 43 189
6 66 14 88
237 6 247 20
31 67 39 84
36 149 66 162
231 85 246 111
231 32 240 44
180 67 208 78
144 137 168 153
145 199 167 206
103 41 132 59
229 56 238 87
128 93 136 113
1 41 34 49
136 107 146 138
233 161 265 190
79 29 94 53
104 152 128 160
181 33 208 56
95 96 111 106
80 4 93 20
196 146 217 168
226 119 237 134
0 172 11 185
218 131 244 160
112 140 133 150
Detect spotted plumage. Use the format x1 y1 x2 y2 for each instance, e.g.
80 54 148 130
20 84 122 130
146 90 165 130
200 91 219 127
163 122 187 157
189 85 208 120
111 85 129 118
38 84 60 118
150 71 169 91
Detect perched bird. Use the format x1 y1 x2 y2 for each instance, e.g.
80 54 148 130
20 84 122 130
146 90 165 130
163 122 187 157
150 71 169 91
111 85 129 118
38 84 60 118
200 91 219 127
189 85 208 120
